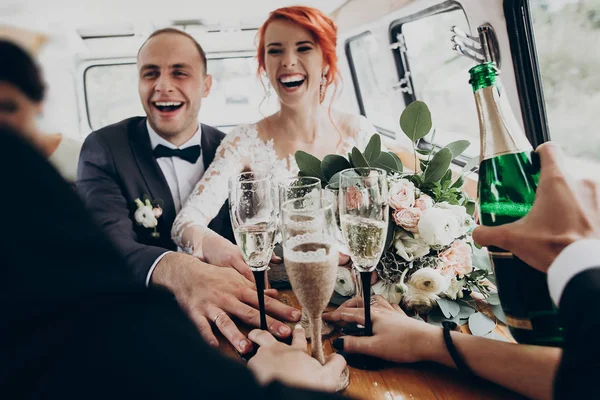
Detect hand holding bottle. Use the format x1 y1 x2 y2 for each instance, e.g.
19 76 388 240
473 142 600 273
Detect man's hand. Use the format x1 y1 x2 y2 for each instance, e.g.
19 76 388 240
323 295 441 364
473 142 600 273
151 252 301 353
247 326 347 392
200 234 255 282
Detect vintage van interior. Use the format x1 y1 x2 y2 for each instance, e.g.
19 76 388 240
2 0 599 181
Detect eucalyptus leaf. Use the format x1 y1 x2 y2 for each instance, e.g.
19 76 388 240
472 246 492 272
351 147 370 171
426 307 460 327
371 152 399 174
451 176 465 188
364 134 382 161
468 312 496 337
444 140 471 159
437 298 460 318
321 155 351 180
486 293 501 306
458 303 477 322
441 170 453 188
490 304 507 325
388 152 404 173
328 172 341 187
424 148 452 183
465 199 476 216
400 100 432 143
295 151 325 181
384 213 395 249
415 148 432 156
419 159 429 172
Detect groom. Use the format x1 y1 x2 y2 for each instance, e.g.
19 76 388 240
77 28 300 354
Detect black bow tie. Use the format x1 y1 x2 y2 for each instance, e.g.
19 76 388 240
153 144 201 164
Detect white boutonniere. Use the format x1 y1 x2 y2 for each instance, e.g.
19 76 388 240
134 197 163 238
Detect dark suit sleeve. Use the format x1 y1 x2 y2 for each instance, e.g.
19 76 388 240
553 267 600 399
77 132 166 285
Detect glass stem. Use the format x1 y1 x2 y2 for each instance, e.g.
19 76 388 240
360 271 372 336
253 269 268 330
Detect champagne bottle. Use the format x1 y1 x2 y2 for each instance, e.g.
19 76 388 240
470 62 563 346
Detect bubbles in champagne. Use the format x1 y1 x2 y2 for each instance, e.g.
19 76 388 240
340 215 387 272
234 221 275 270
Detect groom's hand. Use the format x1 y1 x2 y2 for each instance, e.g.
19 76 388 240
201 234 255 282
151 252 301 354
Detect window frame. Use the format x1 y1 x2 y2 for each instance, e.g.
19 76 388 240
388 1 472 166
503 0 551 149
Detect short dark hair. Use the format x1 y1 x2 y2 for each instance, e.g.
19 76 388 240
138 28 208 74
0 40 46 102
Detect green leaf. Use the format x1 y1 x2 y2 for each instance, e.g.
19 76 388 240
328 171 341 187
441 169 453 188
419 159 429 171
384 213 395 249
388 152 403 173
347 152 353 166
351 147 370 171
437 298 460 318
486 293 501 306
371 152 399 174
468 312 496 337
444 140 471 159
321 155 351 181
451 176 464 188
426 307 460 327
295 151 326 181
424 148 452 183
363 134 381 161
465 199 476 216
399 100 432 143
415 148 432 156
457 303 476 322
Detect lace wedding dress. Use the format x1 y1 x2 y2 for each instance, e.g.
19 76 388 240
171 116 379 258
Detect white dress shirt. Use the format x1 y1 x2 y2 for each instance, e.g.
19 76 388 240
547 238 600 306
145 121 205 286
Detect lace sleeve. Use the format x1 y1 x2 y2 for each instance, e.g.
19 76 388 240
171 125 250 258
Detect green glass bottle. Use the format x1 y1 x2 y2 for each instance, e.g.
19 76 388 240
470 62 563 346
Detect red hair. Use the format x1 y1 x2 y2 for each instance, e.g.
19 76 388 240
256 6 340 103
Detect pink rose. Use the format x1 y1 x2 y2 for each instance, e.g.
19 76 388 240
388 179 415 210
152 206 163 218
345 186 363 209
415 194 434 211
439 240 473 277
393 207 422 233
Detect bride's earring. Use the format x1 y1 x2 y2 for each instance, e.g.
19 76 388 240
266 80 272 97
319 68 329 102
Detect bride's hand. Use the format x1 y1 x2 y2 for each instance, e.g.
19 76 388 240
201 234 255 282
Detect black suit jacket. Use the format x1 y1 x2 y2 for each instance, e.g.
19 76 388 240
553 267 600 399
0 126 341 400
77 117 234 285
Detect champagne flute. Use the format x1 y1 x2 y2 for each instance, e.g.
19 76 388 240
339 168 388 337
228 171 277 330
281 196 338 364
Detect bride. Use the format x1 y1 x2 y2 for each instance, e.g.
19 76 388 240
172 6 378 272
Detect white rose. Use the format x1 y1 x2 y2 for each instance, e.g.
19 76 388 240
401 289 439 314
388 178 415 210
372 280 402 305
334 266 356 297
443 277 466 300
408 267 449 294
394 231 430 262
436 202 474 236
135 206 158 229
418 207 461 246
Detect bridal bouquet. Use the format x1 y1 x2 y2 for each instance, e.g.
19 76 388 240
296 101 500 330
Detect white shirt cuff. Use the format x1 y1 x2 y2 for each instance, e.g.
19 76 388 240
145 251 172 287
547 239 600 306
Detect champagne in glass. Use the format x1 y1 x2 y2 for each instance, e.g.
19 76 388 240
229 171 276 330
281 197 338 364
339 168 388 338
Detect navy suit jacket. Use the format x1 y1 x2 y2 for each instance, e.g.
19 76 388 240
77 117 234 285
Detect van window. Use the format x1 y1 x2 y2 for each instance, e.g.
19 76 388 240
390 6 478 157
84 57 277 132
530 0 600 165
346 32 400 136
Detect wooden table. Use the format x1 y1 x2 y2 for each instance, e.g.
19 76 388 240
217 290 525 400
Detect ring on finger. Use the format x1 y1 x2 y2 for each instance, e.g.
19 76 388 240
370 297 378 305
213 311 227 325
